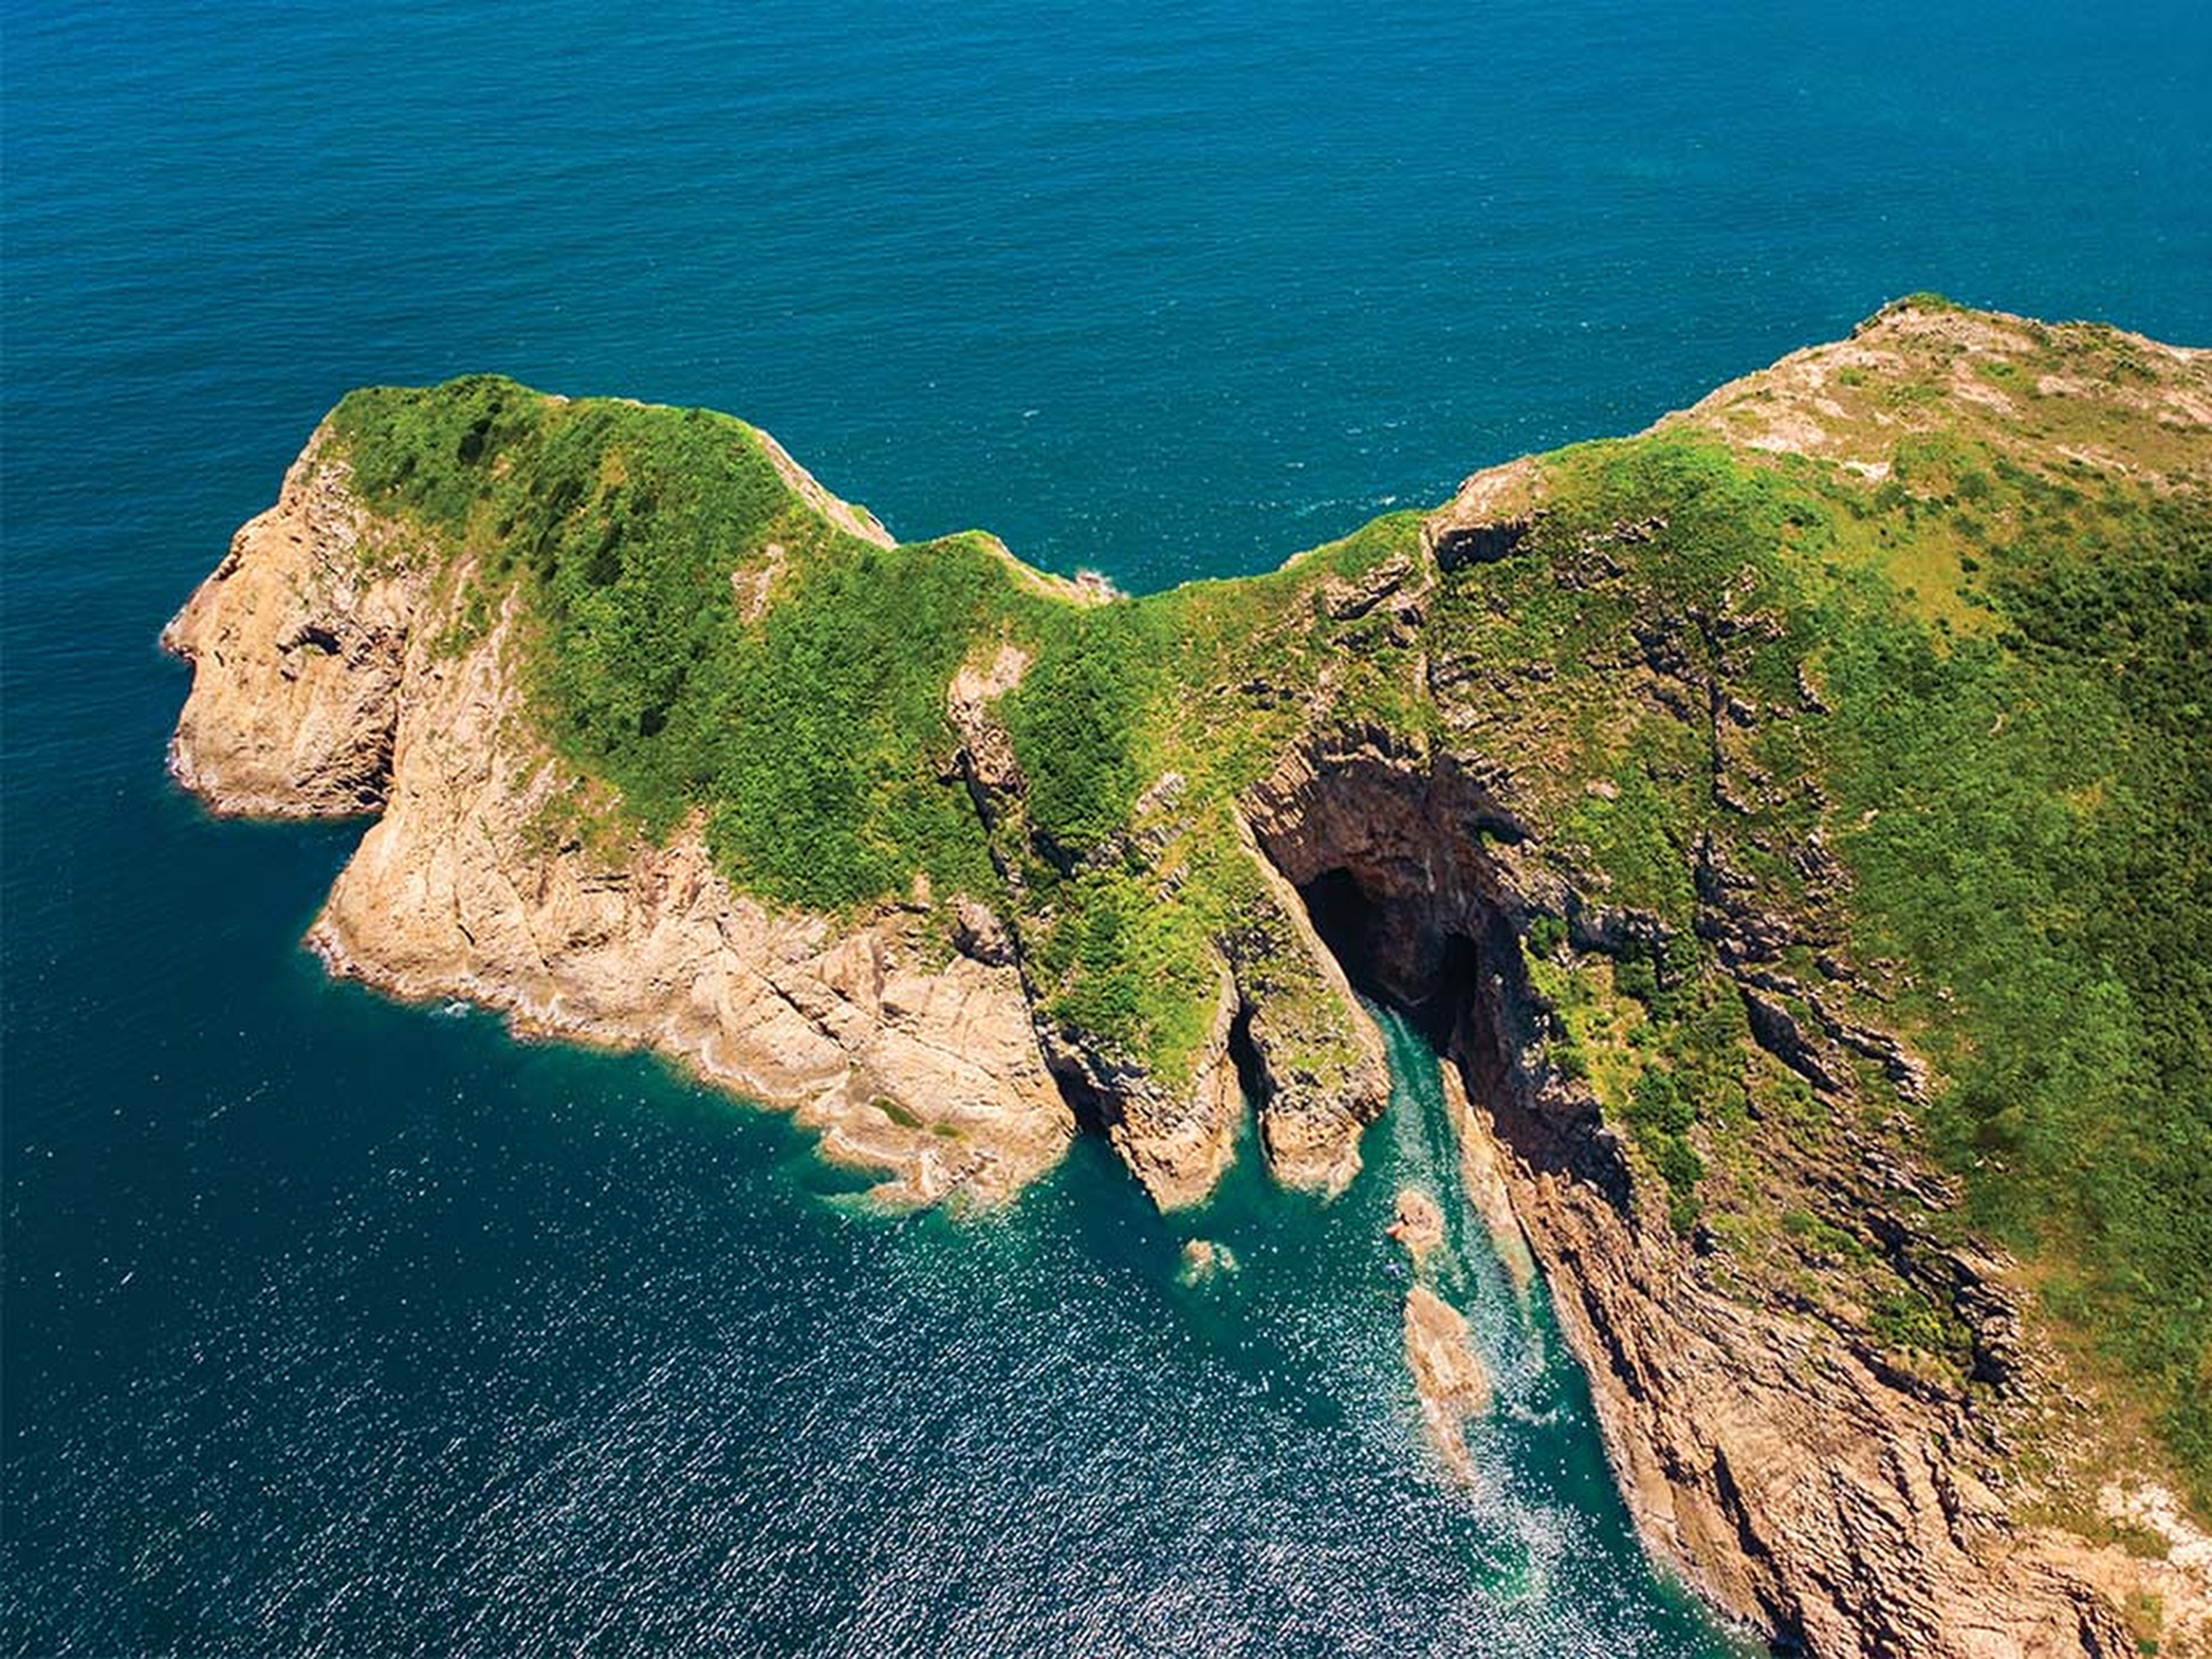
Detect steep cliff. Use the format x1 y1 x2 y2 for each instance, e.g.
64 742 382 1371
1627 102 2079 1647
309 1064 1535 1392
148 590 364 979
1242 730 2160 1655
167 301 2212 1655
166 434 1074 1206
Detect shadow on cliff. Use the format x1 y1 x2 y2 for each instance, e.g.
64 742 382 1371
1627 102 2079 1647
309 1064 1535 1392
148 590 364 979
1244 739 1630 1210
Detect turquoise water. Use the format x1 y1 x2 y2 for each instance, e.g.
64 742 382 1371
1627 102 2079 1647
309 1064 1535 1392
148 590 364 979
4 1 2208 1652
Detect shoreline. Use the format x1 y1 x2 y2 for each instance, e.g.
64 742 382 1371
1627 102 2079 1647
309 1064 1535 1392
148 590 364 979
160 308 2212 1655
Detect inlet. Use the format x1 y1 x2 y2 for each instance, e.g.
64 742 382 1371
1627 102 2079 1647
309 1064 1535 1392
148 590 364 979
1245 744 1620 1193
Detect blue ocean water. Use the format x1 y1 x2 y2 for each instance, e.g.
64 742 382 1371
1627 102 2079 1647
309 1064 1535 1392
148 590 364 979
3 2 2207 1653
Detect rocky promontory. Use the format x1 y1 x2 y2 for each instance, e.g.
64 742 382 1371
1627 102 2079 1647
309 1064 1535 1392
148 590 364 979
167 300 2212 1655
166 445 1075 1205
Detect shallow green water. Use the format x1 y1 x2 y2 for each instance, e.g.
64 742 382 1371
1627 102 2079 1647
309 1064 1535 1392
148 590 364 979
1162 1007 1742 1653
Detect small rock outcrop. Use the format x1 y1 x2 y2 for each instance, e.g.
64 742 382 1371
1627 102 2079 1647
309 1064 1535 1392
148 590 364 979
164 449 423 816
1386 1188 1446 1262
1404 1284 1492 1483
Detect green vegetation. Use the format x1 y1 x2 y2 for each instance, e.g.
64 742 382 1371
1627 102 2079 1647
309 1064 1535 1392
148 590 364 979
324 301 2210 1509
1870 1286 1974 1368
1465 410 2211 1500
1626 1068 1705 1223
872 1095 924 1130
333 378 1029 911
999 603 1168 858
1829 483 2212 1480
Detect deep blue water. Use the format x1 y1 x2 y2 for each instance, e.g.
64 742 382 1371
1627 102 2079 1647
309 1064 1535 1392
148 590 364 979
3 2 2208 1654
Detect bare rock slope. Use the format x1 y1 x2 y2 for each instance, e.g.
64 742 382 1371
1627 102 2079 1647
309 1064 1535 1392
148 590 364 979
167 304 2212 1656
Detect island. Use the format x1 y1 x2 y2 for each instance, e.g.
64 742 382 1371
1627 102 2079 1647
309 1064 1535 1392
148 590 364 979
165 299 2211 1656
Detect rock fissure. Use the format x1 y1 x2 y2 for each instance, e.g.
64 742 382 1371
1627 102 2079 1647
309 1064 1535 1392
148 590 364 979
1239 738 2147 1658
164 306 2212 1657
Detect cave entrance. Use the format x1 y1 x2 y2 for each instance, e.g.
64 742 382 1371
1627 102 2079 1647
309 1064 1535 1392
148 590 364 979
1294 867 1512 1098
1298 869 1385 989
1293 858 1594 1186
1226 1001 1269 1119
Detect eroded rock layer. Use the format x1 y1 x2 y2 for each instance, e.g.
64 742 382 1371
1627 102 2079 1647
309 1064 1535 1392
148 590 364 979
166 304 2212 1655
167 444 1074 1206
1242 738 2140 1657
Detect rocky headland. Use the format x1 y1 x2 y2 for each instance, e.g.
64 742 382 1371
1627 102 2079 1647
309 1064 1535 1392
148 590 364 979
166 300 2212 1656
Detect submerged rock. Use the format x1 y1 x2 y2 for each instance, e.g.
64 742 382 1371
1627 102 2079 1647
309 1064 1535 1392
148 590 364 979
1404 1284 1492 1483
1385 1188 1446 1263
1176 1238 1240 1285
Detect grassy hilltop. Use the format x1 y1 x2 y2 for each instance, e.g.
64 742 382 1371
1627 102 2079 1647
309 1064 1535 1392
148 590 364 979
325 299 2209 1514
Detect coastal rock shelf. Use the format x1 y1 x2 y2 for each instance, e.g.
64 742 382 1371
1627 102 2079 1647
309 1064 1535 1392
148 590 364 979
166 301 2212 1656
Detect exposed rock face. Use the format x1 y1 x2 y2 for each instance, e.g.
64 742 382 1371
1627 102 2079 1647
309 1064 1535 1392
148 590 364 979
1225 824 1392 1196
1048 967 1247 1211
1423 454 1543 570
1515 1107 2137 1659
1387 1188 1446 1263
167 328 2205 1657
1404 1284 1491 1483
167 429 1073 1208
1439 1063 1536 1301
164 447 426 817
1240 733 2141 1659
944 647 1389 1210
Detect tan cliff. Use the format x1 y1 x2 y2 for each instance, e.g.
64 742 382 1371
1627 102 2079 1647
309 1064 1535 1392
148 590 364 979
1236 628 2198 1659
166 436 1075 1207
165 315 2210 1658
164 455 423 817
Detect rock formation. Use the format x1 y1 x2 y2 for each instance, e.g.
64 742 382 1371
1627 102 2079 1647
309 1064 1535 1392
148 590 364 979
1404 1284 1492 1484
166 442 1074 1207
165 302 2212 1655
1241 730 2148 1657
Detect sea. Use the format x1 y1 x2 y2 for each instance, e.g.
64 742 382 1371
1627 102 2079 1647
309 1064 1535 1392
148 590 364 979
3 2 2207 1654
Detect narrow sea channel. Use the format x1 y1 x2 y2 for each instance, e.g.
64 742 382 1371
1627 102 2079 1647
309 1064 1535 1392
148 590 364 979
8 0 2202 1648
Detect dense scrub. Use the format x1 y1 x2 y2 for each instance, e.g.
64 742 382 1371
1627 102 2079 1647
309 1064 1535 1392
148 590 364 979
1458 429 2212 1501
333 377 1034 909
1837 483 2212 1481
323 304 2209 1509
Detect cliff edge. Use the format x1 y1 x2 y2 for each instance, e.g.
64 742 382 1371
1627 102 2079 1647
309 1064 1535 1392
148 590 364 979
167 301 2212 1655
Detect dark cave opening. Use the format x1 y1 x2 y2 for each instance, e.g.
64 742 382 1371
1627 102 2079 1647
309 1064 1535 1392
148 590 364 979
1290 855 1603 1189
1226 1001 1268 1118
1296 868 1508 1081
1044 1055 1116 1141
1298 870 1384 993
